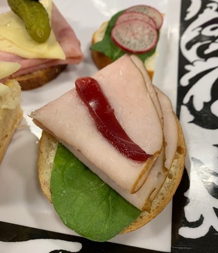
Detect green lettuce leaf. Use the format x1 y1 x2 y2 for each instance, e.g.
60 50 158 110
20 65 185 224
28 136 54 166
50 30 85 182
51 144 141 242
90 10 157 62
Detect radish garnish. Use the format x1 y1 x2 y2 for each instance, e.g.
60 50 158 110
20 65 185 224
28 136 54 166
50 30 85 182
111 20 158 54
75 77 151 162
115 12 156 29
125 5 163 30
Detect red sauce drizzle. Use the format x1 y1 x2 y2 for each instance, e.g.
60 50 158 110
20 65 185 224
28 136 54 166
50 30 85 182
75 77 150 162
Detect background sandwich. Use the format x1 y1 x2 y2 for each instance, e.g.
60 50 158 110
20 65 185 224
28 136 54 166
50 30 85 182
0 0 83 90
90 4 163 79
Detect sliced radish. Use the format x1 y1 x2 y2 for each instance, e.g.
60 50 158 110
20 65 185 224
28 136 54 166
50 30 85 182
115 11 156 29
111 20 158 54
125 5 163 29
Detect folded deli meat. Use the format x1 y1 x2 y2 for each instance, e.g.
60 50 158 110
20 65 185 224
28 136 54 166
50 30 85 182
31 54 178 211
0 1 83 79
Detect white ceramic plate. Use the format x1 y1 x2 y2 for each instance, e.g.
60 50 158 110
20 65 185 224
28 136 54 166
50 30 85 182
0 0 174 251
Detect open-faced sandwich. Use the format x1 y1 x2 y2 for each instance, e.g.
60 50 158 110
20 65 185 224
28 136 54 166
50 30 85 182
90 5 163 79
31 54 186 242
0 61 23 164
0 0 83 90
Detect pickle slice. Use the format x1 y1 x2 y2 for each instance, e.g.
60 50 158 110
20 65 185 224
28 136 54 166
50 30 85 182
7 0 51 43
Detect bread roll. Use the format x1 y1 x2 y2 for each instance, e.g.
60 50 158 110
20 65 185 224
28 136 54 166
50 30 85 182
0 79 23 164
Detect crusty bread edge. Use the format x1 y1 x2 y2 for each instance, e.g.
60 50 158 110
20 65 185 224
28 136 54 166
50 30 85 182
38 132 58 201
38 115 186 234
122 116 186 233
0 108 22 164
0 81 23 164
15 64 67 90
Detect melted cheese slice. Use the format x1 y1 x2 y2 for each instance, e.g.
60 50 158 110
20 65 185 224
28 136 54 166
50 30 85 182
0 61 20 80
0 61 21 108
0 0 65 60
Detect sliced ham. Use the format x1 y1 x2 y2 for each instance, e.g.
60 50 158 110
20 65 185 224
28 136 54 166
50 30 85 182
0 3 83 79
31 55 163 194
51 4 82 63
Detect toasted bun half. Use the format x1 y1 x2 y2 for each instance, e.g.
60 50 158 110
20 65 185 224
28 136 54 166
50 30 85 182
91 21 156 79
37 115 186 234
15 64 67 90
0 80 23 164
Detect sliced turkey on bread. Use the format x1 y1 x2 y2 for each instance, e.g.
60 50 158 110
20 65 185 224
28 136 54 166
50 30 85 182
32 55 163 194
31 54 186 241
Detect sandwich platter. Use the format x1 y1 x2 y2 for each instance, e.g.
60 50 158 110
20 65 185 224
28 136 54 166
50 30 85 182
0 0 218 252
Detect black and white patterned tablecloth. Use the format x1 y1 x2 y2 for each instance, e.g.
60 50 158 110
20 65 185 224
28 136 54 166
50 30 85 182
0 0 217 252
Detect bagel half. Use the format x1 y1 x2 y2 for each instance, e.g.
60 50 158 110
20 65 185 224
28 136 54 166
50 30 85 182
37 115 186 234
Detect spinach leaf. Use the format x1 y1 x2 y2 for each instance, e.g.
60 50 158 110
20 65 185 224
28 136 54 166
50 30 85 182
51 144 141 242
90 10 157 62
